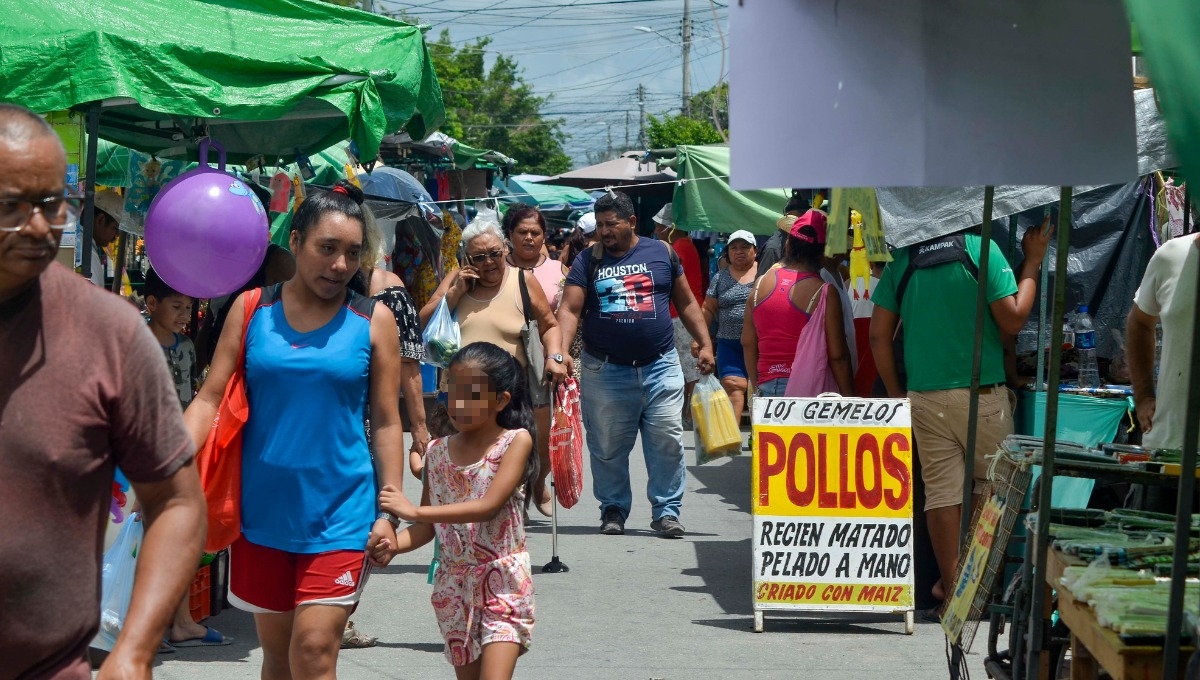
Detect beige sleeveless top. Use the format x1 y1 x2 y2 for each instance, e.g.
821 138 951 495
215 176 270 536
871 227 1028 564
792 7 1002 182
454 266 527 366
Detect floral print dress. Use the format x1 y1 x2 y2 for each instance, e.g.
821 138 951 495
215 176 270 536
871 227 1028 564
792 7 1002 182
426 429 535 666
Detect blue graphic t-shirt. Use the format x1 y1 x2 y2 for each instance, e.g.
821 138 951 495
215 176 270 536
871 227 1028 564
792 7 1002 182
565 238 681 362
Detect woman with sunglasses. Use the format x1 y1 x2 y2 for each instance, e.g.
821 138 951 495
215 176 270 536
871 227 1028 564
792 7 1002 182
419 218 567 514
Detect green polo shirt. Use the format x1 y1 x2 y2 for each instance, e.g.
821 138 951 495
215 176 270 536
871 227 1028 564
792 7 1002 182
872 233 1018 392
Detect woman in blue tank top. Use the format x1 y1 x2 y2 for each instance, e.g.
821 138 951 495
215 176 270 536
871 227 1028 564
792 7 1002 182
185 180 405 677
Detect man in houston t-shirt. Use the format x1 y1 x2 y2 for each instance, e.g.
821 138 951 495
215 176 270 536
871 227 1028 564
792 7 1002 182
558 190 714 538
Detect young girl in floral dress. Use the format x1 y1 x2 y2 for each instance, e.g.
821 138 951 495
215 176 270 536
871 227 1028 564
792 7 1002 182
379 341 538 680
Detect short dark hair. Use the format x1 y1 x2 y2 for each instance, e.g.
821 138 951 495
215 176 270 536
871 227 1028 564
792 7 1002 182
784 191 810 216
593 190 635 221
292 179 366 244
143 267 187 302
0 103 57 144
501 204 547 239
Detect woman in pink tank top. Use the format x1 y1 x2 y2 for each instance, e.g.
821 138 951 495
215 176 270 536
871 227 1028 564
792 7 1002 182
743 210 850 397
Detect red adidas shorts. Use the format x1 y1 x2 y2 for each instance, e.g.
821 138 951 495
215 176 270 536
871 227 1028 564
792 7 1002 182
228 535 370 613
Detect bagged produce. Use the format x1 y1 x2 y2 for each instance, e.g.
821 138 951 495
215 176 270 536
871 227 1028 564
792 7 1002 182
692 374 742 463
422 297 461 368
92 514 143 652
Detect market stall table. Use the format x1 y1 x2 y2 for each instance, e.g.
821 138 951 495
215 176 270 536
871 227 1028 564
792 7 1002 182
1045 548 1192 680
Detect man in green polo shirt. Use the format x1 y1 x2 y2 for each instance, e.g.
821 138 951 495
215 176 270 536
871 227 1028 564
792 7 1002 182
869 220 1051 607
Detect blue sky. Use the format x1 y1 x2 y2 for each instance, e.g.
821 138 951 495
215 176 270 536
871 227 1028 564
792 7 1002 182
374 0 729 167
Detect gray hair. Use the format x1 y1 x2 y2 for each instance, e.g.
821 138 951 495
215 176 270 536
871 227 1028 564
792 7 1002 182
461 217 505 249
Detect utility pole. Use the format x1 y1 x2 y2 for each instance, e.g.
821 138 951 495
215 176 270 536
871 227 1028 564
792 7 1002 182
681 0 692 116
361 0 373 11
625 110 631 150
606 123 613 159
637 83 647 148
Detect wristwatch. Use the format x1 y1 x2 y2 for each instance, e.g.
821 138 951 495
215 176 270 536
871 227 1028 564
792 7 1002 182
548 353 564 363
377 511 400 529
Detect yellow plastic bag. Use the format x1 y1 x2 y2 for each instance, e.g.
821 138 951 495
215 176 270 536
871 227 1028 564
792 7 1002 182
692 374 742 464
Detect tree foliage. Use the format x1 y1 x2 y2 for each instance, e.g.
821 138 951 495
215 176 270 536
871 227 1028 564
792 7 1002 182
646 113 724 149
428 31 571 175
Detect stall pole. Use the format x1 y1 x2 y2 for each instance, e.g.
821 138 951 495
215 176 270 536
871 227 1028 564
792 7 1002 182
1035 244 1051 393
961 185 995 543
1162 186 1199 678
1025 187 1073 680
80 103 101 281
1008 215 1019 263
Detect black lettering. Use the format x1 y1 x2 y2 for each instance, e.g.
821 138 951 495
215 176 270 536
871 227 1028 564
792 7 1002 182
760 551 775 576
857 553 877 578
818 402 833 419
869 524 885 549
832 402 853 420
759 521 774 546
778 551 791 577
835 553 850 578
897 524 912 549
772 521 786 547
847 523 863 547
781 522 797 547
829 522 850 547
849 402 865 420
802 401 819 419
809 522 824 547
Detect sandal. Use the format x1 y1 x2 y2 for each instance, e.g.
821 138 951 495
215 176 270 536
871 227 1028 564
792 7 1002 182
341 620 377 649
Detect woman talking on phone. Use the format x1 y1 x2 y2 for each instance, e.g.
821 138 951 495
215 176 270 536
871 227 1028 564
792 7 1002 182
419 217 568 516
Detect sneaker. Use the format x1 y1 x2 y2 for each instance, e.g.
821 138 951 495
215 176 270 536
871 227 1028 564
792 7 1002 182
651 515 686 538
599 507 625 535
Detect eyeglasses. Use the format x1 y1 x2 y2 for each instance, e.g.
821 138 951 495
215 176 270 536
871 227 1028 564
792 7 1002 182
0 195 84 233
467 249 505 265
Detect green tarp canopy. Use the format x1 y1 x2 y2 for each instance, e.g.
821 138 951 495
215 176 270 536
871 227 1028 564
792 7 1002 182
0 0 444 162
452 141 514 170
1127 0 1200 182
495 177 594 212
662 144 790 235
95 139 348 187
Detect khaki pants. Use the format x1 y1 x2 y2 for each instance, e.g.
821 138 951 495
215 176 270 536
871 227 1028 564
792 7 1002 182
909 387 1014 511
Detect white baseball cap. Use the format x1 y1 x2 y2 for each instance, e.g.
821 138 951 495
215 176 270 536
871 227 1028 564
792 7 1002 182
578 212 597 234
728 229 756 246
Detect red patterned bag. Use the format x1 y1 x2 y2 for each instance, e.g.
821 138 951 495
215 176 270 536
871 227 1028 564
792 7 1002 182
549 378 584 509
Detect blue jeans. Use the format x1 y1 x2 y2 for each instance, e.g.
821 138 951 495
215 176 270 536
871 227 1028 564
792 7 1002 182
580 348 686 522
757 377 789 397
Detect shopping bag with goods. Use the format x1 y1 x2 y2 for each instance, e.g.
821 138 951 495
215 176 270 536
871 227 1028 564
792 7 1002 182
92 513 144 652
549 378 584 508
691 373 742 464
422 297 461 368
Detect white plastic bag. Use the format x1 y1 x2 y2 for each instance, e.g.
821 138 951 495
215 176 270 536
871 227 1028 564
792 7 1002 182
92 513 143 652
422 297 461 368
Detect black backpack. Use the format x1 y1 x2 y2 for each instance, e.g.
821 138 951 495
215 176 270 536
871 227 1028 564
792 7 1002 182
895 233 979 304
581 239 681 315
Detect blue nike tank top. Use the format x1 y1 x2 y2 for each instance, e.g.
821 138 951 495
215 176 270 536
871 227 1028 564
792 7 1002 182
241 286 375 553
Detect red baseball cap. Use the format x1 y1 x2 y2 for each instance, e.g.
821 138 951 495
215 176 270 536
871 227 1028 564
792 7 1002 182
789 209 827 245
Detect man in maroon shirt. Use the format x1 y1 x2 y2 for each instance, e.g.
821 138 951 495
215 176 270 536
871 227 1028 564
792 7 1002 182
654 204 705 424
0 103 206 680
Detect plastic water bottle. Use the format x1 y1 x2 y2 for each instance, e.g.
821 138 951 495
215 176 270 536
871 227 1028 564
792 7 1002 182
1075 306 1100 388
1062 315 1075 350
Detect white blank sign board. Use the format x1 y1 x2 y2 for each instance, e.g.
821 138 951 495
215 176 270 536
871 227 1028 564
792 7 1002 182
729 0 1138 190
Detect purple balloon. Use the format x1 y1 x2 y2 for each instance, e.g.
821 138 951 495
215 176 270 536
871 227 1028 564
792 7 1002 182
145 144 268 299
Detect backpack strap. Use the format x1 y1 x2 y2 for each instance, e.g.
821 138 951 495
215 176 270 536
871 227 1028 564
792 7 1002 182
895 233 979 305
346 287 377 319
582 241 607 316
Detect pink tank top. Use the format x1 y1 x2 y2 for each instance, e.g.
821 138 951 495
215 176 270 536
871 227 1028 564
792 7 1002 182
530 256 564 312
752 269 818 382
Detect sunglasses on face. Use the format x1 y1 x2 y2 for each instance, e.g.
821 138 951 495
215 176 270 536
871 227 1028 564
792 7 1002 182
467 249 505 265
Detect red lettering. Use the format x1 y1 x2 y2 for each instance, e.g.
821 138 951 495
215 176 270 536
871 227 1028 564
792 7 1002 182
786 433 816 507
758 432 786 505
766 583 780 600
855 434 883 509
859 585 878 602
838 433 856 508
890 586 903 603
882 433 912 510
757 583 769 599
781 584 794 600
817 434 837 508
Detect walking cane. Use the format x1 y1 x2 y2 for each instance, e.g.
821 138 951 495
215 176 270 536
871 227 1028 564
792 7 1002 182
542 383 569 574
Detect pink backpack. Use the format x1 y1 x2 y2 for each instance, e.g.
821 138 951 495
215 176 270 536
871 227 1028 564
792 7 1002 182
784 284 840 398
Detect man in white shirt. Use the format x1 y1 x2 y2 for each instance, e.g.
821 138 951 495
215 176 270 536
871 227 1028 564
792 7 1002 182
86 189 124 287
1127 233 1200 450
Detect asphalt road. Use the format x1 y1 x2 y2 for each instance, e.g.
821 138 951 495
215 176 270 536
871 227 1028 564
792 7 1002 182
143 432 959 679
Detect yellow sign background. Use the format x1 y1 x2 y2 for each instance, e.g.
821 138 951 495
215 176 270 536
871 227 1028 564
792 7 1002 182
752 424 914 518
